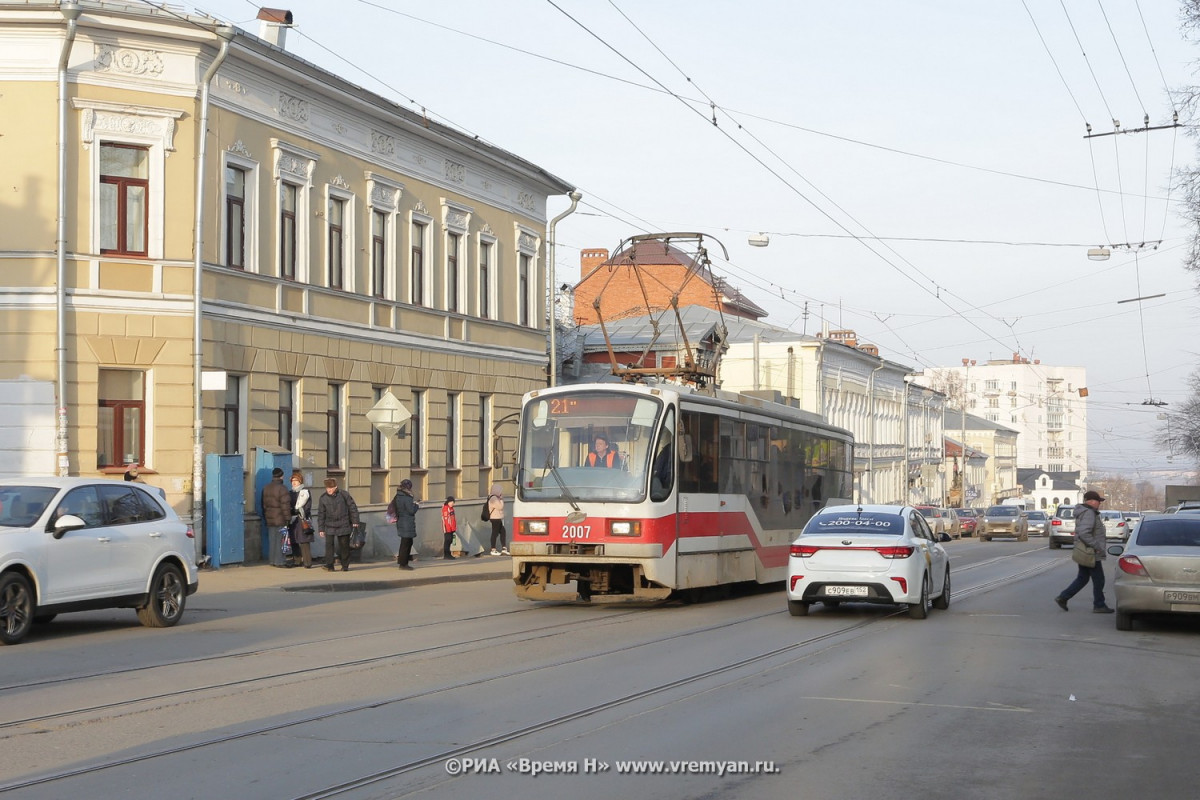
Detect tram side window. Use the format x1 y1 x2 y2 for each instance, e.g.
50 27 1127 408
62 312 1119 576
679 411 718 493
650 408 675 502
719 417 745 494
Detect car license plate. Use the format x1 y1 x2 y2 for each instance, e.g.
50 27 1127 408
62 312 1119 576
1164 591 1200 604
825 585 868 597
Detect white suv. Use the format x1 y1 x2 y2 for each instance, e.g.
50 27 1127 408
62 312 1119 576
0 478 199 645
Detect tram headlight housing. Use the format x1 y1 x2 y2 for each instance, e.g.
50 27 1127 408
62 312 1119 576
608 520 641 537
520 519 549 536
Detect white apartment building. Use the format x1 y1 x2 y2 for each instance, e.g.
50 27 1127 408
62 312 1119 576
924 356 1087 481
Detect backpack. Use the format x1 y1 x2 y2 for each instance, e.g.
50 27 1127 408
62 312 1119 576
481 499 491 522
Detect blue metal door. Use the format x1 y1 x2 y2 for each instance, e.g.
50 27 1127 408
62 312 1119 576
205 453 245 568
255 446 294 560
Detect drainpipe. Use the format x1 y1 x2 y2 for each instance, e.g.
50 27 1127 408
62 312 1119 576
55 2 82 477
192 26 234 557
867 363 884 503
546 190 581 387
786 346 794 404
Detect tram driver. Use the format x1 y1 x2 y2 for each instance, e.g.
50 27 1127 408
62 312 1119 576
585 435 621 468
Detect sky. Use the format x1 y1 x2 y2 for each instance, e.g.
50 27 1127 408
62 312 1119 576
185 0 1200 485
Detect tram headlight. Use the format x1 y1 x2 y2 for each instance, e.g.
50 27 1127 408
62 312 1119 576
521 519 549 535
609 520 641 537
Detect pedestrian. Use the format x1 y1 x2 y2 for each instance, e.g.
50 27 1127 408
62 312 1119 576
486 483 508 556
261 467 293 568
1054 490 1114 613
288 471 314 569
388 479 419 570
318 477 359 572
441 496 461 559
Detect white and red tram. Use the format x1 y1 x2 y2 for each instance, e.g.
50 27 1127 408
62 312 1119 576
510 382 854 601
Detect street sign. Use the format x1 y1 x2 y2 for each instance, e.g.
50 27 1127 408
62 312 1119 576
366 390 411 438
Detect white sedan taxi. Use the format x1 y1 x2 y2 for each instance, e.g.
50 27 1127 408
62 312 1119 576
786 504 950 619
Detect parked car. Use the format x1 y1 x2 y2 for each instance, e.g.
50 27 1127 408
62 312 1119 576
1049 505 1078 549
1110 515 1200 631
1025 509 1050 536
1101 510 1130 543
1173 501 1200 515
786 504 950 619
941 508 960 539
915 506 951 538
980 505 1028 541
956 508 979 537
0 478 199 645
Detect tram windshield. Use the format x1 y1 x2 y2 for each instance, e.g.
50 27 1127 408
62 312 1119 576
519 390 665 502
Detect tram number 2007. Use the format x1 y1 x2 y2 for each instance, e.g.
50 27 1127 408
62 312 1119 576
562 525 592 539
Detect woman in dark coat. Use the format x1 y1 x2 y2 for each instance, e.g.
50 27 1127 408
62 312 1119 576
288 471 314 568
390 479 419 570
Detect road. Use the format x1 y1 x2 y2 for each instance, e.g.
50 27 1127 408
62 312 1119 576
1 538 1196 800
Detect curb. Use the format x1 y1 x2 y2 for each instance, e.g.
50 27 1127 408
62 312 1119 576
282 568 511 593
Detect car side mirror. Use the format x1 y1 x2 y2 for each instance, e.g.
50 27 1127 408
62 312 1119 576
52 514 87 539
938 532 952 542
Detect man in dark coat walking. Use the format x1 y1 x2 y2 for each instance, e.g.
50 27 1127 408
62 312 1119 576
261 467 292 567
389 479 419 570
318 477 359 572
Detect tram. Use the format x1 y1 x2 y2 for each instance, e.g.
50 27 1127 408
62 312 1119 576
510 381 854 602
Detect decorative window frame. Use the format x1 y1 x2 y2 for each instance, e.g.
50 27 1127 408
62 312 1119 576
477 226 497 320
75 99 183 261
324 180 355 291
514 223 542 329
408 204 433 306
441 199 473 314
221 146 260 272
271 139 318 283
366 172 403 301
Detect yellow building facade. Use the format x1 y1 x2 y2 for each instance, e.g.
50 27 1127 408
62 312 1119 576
0 3 573 553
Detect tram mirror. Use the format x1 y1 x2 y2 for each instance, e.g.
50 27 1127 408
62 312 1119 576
678 434 694 463
531 400 549 428
631 399 658 429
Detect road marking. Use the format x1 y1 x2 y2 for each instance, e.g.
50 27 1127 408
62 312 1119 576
797 696 1033 713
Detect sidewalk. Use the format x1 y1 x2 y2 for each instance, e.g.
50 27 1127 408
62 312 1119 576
197 552 513 593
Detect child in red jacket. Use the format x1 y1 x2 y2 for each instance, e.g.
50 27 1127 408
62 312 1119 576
441 497 459 560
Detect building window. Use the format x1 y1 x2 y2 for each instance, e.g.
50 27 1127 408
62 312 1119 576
479 393 492 467
328 196 345 289
519 253 531 327
99 143 148 256
327 383 344 470
447 392 460 469
223 375 243 456
224 165 246 269
371 386 387 470
447 232 461 313
479 241 492 319
985 379 998 392
279 379 295 452
411 221 426 306
411 389 425 468
97 369 145 468
371 210 387 299
988 398 999 408
280 182 298 280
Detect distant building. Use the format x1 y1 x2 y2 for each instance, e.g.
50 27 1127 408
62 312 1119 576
945 436 988 509
1018 468 1082 510
573 241 767 326
924 355 1088 479
946 411 1021 505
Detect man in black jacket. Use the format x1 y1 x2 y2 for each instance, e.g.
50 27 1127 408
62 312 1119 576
318 477 359 572
261 467 292 567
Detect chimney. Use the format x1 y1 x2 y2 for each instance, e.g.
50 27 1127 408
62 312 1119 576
257 8 293 48
580 248 609 276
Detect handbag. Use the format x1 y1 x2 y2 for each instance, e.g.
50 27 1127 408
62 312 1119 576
281 528 293 557
1071 537 1096 568
349 524 366 550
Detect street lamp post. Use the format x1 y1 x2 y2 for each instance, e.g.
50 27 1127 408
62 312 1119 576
960 358 975 507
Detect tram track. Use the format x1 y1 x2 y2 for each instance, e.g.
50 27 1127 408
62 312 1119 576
0 547 1065 796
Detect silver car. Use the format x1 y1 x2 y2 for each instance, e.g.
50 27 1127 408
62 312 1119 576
1025 510 1049 536
1101 510 1130 543
1110 515 1200 631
